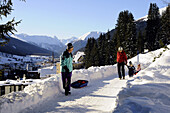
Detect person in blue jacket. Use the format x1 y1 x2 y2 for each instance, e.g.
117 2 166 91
60 43 73 96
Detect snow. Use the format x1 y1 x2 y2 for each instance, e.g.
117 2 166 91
0 45 170 113
11 34 27 42
0 64 124 113
38 66 57 78
73 51 85 63
12 46 16 49
0 54 45 64
0 55 20 64
0 40 6 43
76 31 102 41
136 6 167 22
10 34 67 53
11 34 64 48
114 46 170 113
0 79 41 86
60 37 78 45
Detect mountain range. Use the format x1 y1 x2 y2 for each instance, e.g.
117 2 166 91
0 36 58 57
60 37 78 45
0 7 167 57
10 31 103 55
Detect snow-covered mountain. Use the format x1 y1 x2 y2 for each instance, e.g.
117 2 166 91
60 37 78 45
71 31 103 53
77 31 102 41
11 31 102 55
0 36 58 56
11 34 65 54
136 6 167 22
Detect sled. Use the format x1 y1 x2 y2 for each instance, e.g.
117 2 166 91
71 80 88 88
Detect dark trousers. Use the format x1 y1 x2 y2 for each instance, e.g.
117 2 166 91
61 72 72 92
117 62 125 79
129 71 134 77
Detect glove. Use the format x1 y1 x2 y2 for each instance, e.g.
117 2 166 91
64 66 69 73
124 61 127 65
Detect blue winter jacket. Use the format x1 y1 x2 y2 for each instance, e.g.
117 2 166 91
60 49 73 72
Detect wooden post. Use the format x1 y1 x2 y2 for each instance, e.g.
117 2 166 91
5 86 10 94
56 62 60 74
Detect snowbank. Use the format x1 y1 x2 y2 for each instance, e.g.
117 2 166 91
0 64 117 113
0 77 60 113
114 48 170 113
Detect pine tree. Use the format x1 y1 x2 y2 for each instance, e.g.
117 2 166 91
156 5 170 48
145 3 160 51
84 38 97 68
115 11 130 49
137 31 144 53
85 39 92 68
105 30 113 65
110 33 117 64
97 33 106 66
97 33 103 66
124 13 137 58
115 10 137 58
91 39 100 66
0 0 24 45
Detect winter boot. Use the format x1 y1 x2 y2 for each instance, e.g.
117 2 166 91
65 89 68 96
68 91 71 95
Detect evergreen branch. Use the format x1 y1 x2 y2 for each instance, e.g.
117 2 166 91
0 18 22 44
0 0 13 19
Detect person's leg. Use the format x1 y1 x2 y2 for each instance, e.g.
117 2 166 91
122 63 125 79
67 72 72 93
65 72 72 95
128 71 131 77
117 63 122 79
61 72 66 89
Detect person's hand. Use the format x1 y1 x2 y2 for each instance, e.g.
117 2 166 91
64 66 69 73
124 61 127 65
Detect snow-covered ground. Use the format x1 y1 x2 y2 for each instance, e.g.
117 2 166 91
0 53 47 65
114 46 170 113
0 45 169 113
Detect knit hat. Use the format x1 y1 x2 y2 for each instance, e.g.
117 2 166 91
67 43 73 49
118 47 123 51
129 61 132 65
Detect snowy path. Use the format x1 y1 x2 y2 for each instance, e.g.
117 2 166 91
21 76 128 113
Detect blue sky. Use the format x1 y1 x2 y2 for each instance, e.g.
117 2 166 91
1 0 168 39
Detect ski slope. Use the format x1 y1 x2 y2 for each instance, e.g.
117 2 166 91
0 45 170 113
